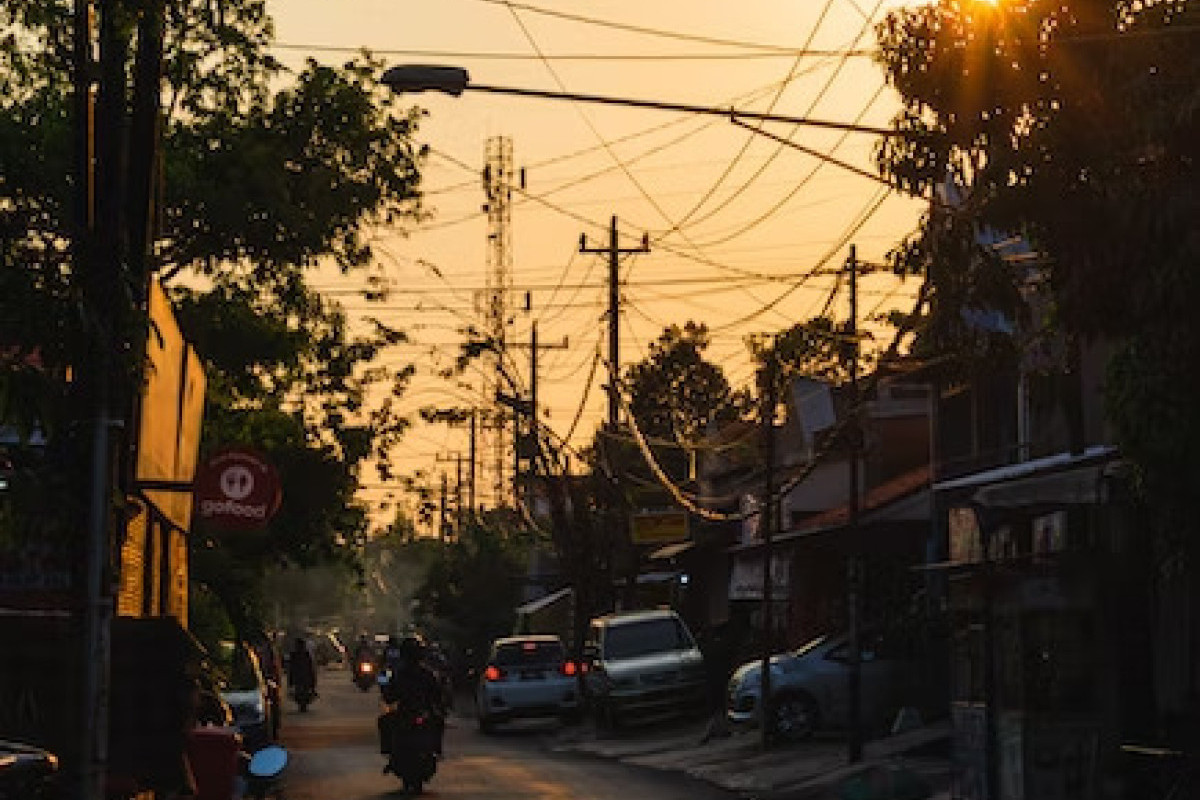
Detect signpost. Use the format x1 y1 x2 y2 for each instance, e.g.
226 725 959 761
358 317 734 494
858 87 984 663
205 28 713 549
194 448 281 530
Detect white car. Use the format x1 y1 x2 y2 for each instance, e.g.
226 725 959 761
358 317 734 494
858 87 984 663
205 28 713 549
476 635 581 733
726 633 910 741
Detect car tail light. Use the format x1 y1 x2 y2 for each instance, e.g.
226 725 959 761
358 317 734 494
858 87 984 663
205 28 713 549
560 660 578 677
484 665 505 682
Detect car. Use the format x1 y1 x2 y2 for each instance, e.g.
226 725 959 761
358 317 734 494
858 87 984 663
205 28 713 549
725 631 914 741
216 640 278 751
475 634 581 733
581 608 707 729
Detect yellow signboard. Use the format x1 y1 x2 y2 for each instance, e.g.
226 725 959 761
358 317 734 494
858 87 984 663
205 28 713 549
631 512 688 545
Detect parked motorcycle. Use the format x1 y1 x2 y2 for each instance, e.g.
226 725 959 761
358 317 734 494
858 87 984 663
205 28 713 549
353 658 377 691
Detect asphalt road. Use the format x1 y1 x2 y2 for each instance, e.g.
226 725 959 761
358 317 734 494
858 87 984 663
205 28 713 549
275 668 735 800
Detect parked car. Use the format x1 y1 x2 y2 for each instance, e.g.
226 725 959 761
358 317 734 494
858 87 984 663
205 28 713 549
475 634 581 733
0 740 59 800
726 631 915 741
216 641 278 751
581 608 707 729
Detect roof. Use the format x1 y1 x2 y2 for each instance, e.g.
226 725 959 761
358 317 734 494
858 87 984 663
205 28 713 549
933 445 1118 494
592 608 680 627
491 633 564 646
728 464 932 553
514 586 572 616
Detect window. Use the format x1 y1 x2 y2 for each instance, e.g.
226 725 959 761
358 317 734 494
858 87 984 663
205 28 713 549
493 639 565 667
603 618 693 660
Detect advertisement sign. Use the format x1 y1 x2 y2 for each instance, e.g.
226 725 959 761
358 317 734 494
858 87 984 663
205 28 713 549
631 511 688 545
728 553 790 600
194 448 282 530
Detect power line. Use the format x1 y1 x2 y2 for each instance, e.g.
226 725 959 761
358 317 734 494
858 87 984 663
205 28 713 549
271 41 872 61
467 0 876 54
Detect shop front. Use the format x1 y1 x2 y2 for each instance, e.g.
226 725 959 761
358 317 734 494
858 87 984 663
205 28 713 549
933 449 1128 800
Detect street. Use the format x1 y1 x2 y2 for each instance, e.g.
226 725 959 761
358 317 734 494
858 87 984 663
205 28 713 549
276 669 737 800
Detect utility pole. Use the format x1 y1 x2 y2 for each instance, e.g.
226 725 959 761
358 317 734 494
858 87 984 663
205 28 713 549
846 244 864 764
760 339 779 749
581 216 650 607
580 216 650 431
469 409 477 518
501 326 566 513
438 471 449 542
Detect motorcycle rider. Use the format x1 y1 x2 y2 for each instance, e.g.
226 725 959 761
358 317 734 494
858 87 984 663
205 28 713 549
352 634 375 682
377 634 445 773
286 636 317 703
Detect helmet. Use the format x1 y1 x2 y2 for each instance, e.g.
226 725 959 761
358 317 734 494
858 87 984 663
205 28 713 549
398 634 426 661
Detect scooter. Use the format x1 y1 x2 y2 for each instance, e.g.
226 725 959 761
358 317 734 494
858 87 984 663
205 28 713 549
353 658 377 691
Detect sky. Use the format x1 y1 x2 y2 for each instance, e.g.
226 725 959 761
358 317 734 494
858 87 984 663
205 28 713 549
266 0 928 530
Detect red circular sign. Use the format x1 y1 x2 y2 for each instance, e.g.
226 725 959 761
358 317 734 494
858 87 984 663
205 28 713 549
194 447 282 530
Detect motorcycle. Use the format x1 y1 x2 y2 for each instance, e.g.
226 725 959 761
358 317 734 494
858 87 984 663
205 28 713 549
378 673 440 794
353 658 377 691
291 681 317 712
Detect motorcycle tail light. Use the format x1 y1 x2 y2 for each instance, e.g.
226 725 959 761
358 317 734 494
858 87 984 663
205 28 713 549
560 660 578 677
484 665 505 682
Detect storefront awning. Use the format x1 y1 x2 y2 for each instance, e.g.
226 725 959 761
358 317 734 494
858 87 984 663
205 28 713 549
515 586 572 616
649 541 694 561
970 459 1115 508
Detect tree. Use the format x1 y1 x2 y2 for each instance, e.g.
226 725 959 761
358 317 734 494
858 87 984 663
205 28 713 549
874 0 1200 510
0 1 428 627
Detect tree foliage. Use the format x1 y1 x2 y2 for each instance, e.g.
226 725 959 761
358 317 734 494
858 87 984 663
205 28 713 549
0 0 429 622
874 0 1200 507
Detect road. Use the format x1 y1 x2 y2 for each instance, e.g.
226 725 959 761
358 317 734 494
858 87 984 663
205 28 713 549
275 669 736 800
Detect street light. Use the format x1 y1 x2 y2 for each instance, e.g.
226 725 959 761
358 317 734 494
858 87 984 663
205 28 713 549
381 64 899 139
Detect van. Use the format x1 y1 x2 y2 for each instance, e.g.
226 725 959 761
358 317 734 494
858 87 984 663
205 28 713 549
581 609 707 728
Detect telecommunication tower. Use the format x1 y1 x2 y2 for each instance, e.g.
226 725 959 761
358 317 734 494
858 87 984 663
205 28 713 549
482 136 514 507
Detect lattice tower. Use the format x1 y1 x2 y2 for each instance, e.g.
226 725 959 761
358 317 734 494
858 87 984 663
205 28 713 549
482 136 514 507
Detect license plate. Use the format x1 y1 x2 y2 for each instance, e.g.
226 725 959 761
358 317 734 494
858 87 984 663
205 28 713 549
521 669 543 680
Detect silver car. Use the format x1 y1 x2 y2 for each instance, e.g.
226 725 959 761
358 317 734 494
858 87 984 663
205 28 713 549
726 633 908 741
476 635 581 733
582 609 707 729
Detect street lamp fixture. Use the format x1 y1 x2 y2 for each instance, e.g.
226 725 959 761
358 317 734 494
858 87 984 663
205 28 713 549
381 64 899 138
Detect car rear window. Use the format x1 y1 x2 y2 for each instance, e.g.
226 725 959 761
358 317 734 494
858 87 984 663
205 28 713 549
493 640 564 666
603 618 692 660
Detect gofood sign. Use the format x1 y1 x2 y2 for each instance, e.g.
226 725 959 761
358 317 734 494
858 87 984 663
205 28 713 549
194 447 282 530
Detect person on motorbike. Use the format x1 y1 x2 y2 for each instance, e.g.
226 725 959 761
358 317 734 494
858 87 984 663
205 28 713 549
286 636 317 702
377 634 445 773
352 634 376 683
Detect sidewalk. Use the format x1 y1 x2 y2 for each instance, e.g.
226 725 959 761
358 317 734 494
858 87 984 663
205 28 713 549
550 716 955 800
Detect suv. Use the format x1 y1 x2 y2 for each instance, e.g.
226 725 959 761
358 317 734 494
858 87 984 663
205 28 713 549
582 609 706 728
